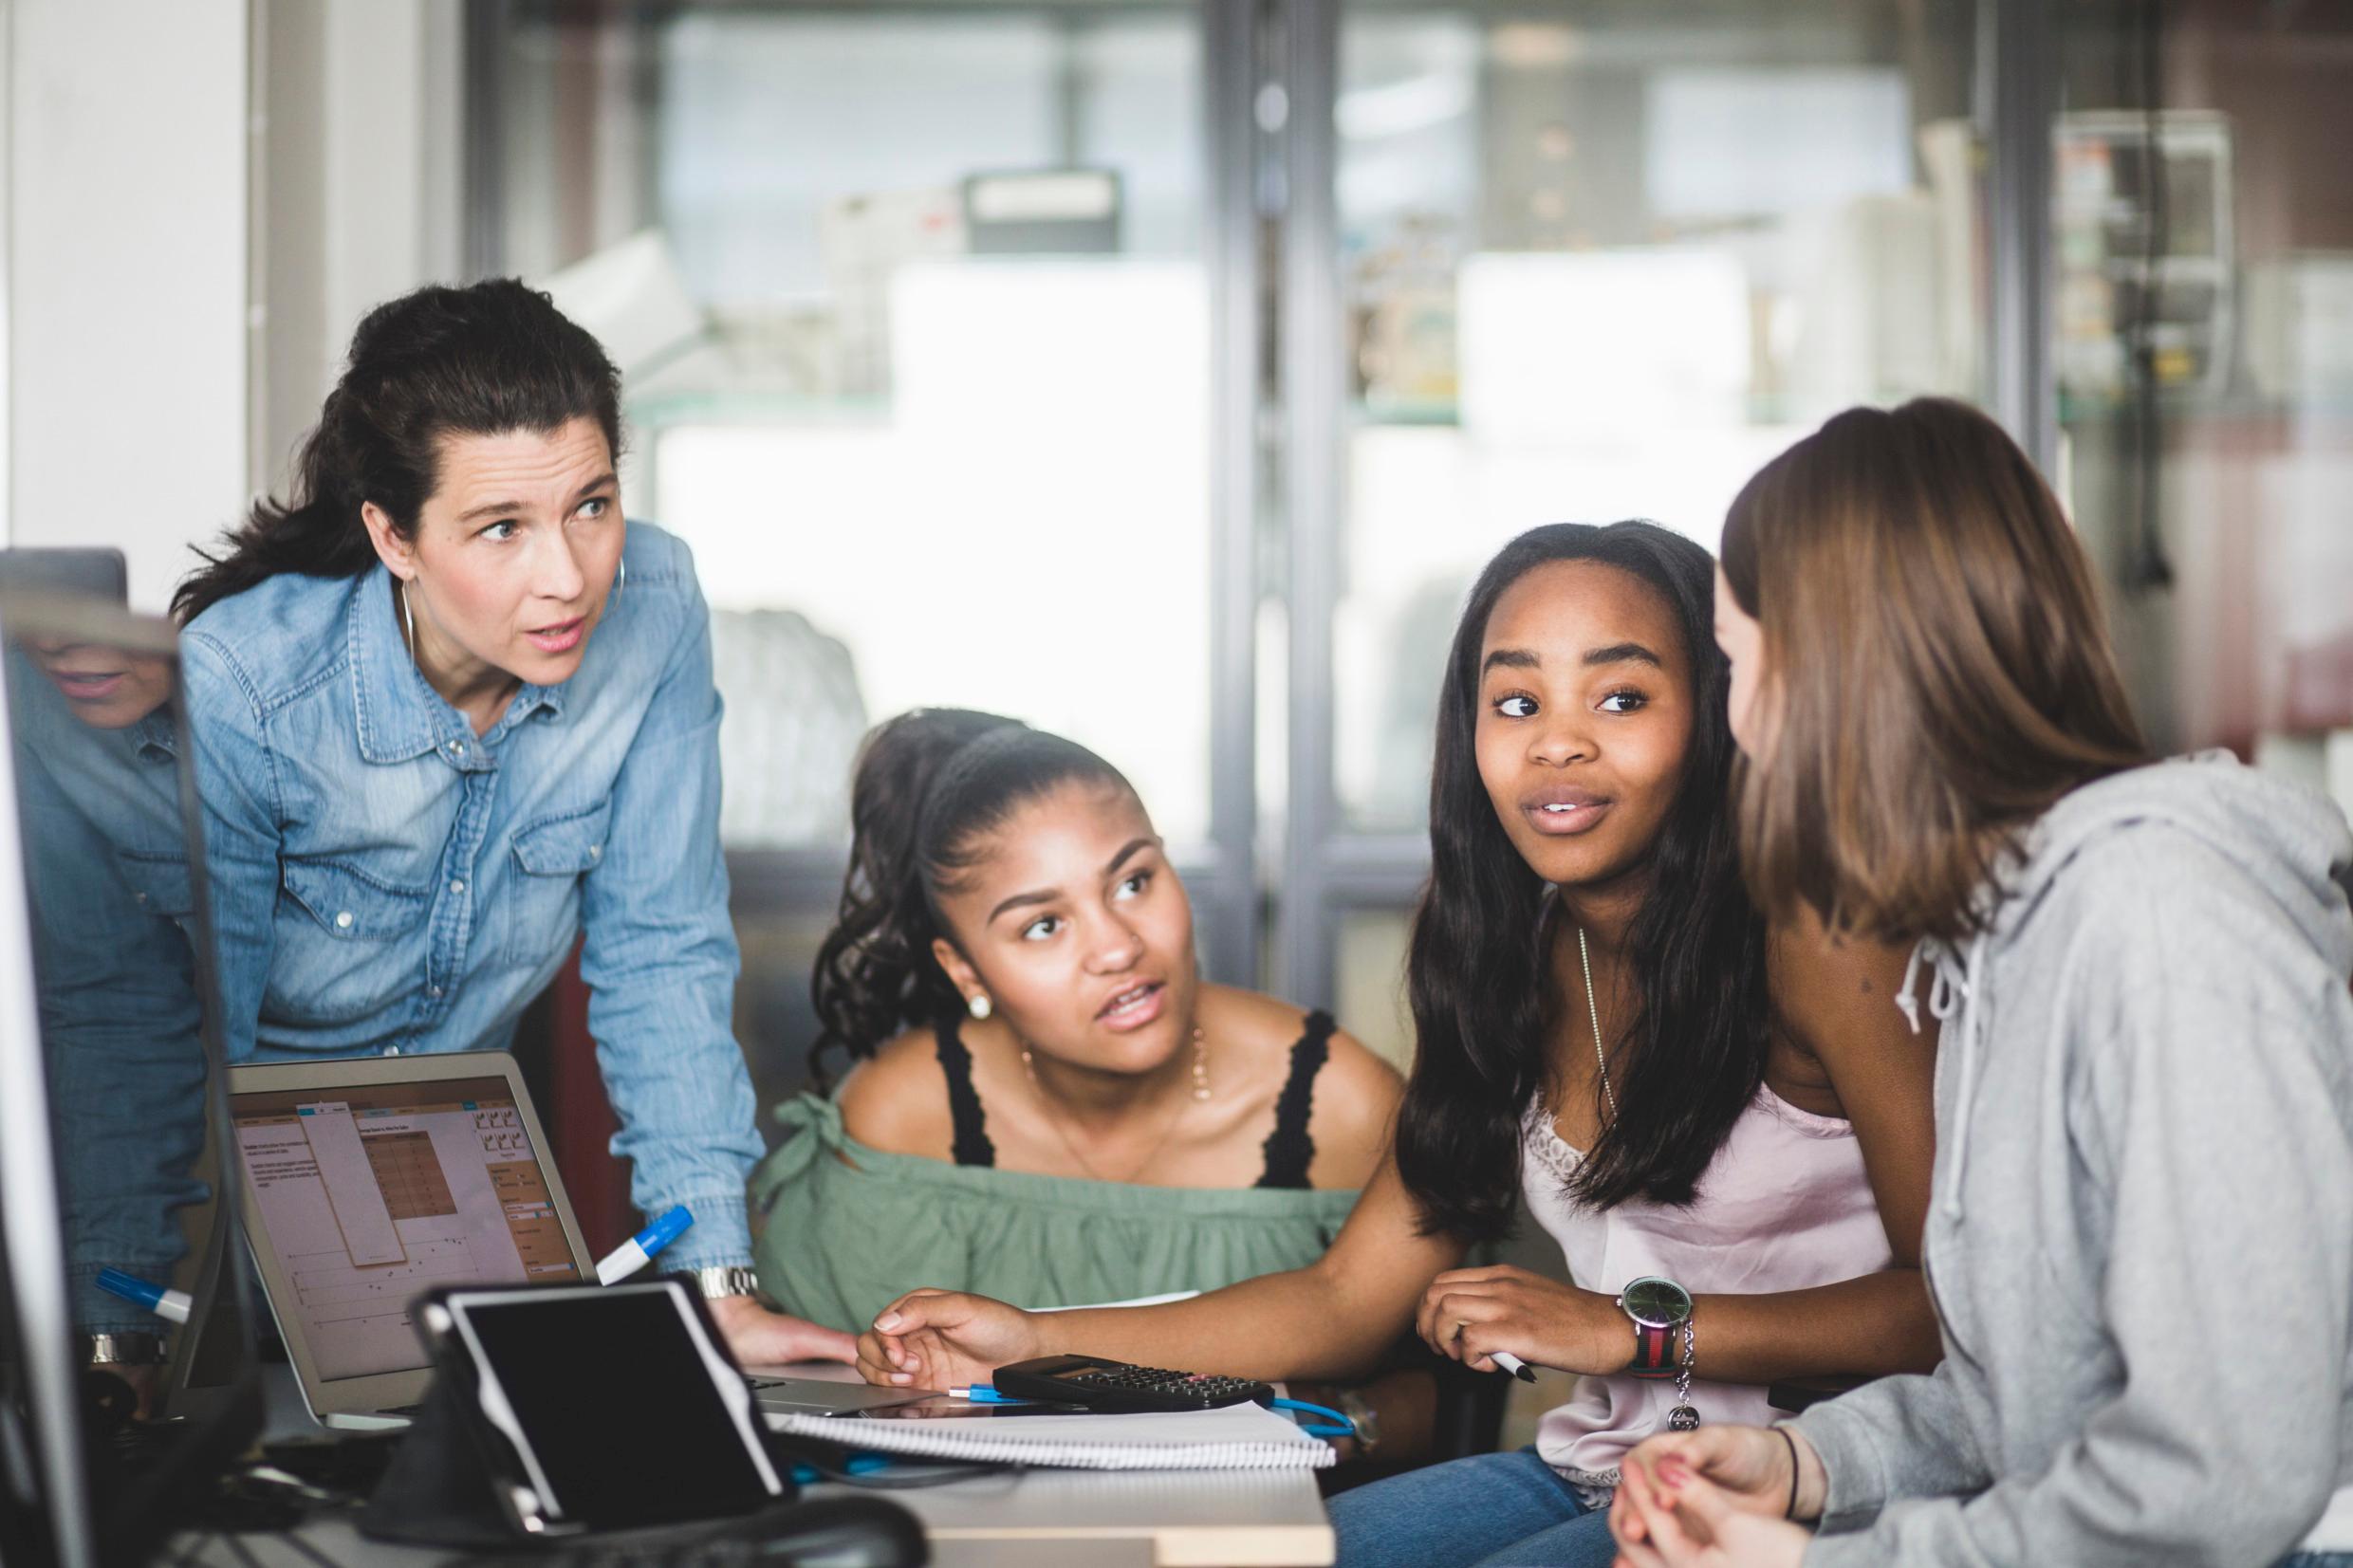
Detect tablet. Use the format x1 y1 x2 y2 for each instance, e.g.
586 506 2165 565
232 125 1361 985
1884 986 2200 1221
417 1279 785 1534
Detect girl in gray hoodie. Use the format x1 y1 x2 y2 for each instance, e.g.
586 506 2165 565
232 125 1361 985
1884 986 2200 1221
1609 397 2353 1568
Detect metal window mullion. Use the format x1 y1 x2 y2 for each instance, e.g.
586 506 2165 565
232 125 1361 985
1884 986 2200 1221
1203 0 1263 989
1984 0 2057 473
460 0 512 281
1277 0 1343 1008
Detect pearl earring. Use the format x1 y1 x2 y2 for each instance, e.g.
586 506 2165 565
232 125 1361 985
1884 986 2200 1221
968 993 992 1021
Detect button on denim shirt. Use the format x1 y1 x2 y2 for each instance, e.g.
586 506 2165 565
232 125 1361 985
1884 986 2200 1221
181 523 760 1273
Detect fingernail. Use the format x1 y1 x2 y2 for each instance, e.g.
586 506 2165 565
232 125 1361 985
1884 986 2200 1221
1660 1457 1691 1483
874 1312 901 1331
889 1373 911 1385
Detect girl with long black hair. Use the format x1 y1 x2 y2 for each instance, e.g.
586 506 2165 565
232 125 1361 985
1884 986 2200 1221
857 521 1942 1568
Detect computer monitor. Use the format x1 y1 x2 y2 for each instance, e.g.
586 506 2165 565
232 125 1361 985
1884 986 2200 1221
0 593 258 1567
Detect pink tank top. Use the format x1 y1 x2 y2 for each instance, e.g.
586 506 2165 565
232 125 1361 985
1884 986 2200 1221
1521 1086 1892 1488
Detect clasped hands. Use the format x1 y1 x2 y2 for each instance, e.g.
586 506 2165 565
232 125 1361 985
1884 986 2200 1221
1606 1423 1825 1568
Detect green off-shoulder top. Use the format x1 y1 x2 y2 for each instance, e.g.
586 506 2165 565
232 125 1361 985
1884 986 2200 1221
749 1094 1365 1335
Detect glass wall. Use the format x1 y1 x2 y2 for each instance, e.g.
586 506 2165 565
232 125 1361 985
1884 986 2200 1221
483 2 1214 855
2052 2 2353 774
1296 1 1981 1051
476 0 2353 1077
1328 5 1978 837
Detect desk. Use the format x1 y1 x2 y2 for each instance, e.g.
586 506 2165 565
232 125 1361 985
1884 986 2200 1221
755 1360 1334 1567
182 1363 1333 1567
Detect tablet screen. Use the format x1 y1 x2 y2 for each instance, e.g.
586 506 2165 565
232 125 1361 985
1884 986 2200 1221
454 1284 779 1530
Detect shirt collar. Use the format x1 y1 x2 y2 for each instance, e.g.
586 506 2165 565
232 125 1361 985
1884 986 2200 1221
347 568 568 763
128 707 177 764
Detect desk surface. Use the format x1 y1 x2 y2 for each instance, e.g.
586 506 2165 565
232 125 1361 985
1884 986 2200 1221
195 1361 1333 1567
753 1359 1333 1567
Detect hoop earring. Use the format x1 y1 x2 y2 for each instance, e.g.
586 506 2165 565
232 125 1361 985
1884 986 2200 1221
967 993 992 1021
612 557 626 608
399 581 417 661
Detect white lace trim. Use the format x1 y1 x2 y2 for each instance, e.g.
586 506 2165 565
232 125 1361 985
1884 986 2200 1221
1520 1099 1584 1185
1563 1467 1618 1511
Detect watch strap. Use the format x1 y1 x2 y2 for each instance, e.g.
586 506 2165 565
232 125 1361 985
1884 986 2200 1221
83 1330 165 1367
679 1264 765 1302
1629 1320 1677 1378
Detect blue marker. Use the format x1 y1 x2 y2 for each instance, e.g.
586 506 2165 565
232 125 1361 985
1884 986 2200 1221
947 1385 1032 1405
595 1206 695 1284
97 1268 192 1325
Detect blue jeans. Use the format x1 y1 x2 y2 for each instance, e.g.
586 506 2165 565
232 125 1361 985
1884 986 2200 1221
1330 1448 1617 1568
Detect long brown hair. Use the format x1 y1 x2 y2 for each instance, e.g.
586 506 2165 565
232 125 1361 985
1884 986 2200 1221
1720 397 2149 943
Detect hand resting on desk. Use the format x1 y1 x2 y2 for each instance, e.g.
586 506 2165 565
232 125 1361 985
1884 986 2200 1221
859 1289 1043 1390
710 1294 858 1366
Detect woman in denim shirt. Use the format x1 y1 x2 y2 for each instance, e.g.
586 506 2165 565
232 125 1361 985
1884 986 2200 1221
173 280 849 1364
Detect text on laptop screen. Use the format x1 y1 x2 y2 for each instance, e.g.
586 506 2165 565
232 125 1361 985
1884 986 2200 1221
232 1076 580 1381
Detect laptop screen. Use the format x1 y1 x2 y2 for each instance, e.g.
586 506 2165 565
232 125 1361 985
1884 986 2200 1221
231 1074 583 1382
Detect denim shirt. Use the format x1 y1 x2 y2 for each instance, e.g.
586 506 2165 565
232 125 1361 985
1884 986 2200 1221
180 523 759 1273
8 654 210 1332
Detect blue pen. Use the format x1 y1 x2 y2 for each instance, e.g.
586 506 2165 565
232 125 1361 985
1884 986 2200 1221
97 1268 192 1325
595 1207 695 1284
947 1385 1032 1405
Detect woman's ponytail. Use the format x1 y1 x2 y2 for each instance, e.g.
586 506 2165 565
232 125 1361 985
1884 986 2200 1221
808 709 1027 1084
174 393 380 623
806 708 1135 1087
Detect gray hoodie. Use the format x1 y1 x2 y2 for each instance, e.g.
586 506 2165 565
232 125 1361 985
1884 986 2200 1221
1796 754 2353 1568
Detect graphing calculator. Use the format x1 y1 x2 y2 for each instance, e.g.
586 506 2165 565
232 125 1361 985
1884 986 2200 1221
991 1355 1275 1413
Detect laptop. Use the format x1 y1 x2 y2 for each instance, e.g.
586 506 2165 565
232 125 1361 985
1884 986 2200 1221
227 1050 931 1429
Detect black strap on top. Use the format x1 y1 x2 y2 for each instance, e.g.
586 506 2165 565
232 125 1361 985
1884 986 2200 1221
934 1011 997 1167
1255 1010 1335 1190
936 1006 1337 1183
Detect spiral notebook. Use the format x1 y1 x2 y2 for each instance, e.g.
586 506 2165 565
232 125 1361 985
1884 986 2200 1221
768 1402 1337 1471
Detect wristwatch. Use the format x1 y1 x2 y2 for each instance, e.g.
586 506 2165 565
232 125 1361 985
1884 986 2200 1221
82 1330 165 1368
678 1265 766 1303
1616 1275 1692 1379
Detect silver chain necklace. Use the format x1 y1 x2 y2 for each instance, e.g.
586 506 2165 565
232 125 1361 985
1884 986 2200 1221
1584 925 1704 1431
1578 926 1618 1125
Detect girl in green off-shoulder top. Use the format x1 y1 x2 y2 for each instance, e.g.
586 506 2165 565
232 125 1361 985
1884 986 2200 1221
750 710 1413 1441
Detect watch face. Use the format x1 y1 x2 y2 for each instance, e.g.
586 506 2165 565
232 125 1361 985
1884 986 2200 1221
1620 1276 1693 1329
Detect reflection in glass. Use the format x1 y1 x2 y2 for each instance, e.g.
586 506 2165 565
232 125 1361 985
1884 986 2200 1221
4 613 208 1340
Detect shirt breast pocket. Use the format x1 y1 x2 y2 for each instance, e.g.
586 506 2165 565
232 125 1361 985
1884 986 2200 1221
507 799 612 965
113 849 194 920
274 858 431 1024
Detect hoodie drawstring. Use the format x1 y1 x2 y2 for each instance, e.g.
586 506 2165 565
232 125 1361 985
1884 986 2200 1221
1904 933 1992 1222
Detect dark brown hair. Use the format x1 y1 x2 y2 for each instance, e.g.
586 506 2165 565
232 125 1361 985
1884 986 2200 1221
1719 397 2148 944
175 279 621 624
807 709 1133 1087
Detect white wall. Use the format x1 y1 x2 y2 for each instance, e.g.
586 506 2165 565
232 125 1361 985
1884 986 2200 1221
7 0 250 613
2 0 466 612
256 0 465 499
